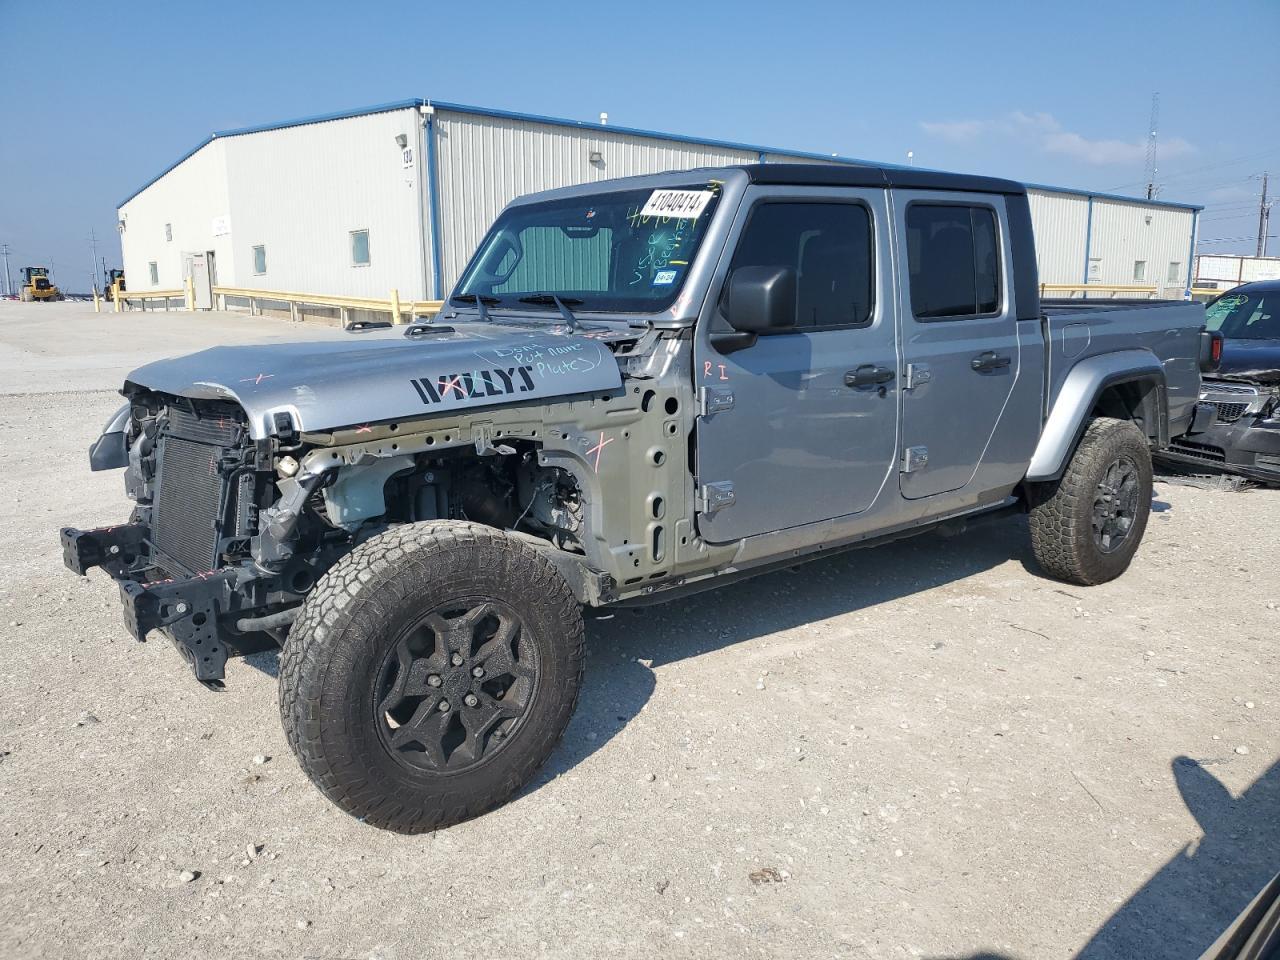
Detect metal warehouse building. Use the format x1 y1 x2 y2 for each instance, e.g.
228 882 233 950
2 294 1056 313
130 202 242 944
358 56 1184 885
117 99 1203 303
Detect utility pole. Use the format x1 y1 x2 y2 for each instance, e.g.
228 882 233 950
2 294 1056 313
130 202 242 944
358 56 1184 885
1144 93 1160 201
88 228 101 295
0 243 11 297
1258 172 1271 258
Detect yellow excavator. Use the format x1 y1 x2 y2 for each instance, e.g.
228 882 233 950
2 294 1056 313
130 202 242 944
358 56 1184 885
20 267 62 302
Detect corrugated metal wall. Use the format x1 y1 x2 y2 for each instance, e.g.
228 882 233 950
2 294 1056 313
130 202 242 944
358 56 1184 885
119 142 231 290
1088 198 1195 295
432 110 757 291
1027 188 1196 293
119 102 1200 304
222 107 428 297
1027 190 1090 285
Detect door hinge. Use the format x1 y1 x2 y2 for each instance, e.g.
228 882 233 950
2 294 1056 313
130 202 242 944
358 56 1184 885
904 363 932 390
902 446 929 473
699 386 735 416
696 480 736 513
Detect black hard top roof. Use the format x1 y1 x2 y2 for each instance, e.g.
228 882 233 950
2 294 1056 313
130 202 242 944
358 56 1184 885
738 163 1026 196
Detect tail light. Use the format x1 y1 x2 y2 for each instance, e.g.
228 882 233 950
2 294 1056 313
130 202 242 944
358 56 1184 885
1199 329 1224 373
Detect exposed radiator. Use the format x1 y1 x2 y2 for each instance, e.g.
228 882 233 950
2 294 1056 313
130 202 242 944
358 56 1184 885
151 403 247 575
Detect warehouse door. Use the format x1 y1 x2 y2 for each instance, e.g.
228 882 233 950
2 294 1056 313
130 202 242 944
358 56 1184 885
183 252 214 309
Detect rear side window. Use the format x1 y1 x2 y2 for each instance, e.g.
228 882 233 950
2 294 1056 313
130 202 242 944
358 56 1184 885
906 204 1001 319
728 201 874 330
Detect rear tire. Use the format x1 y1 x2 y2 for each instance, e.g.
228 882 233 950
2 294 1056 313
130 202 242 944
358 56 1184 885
1028 417 1153 586
279 521 585 833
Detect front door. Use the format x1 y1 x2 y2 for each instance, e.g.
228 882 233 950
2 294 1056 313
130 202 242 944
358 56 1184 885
694 187 899 544
190 252 213 310
895 194 1020 500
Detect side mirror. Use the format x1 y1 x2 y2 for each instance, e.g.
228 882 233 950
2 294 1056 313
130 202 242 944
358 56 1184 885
723 265 797 334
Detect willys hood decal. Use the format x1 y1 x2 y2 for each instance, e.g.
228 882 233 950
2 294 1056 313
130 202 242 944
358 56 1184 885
124 323 625 438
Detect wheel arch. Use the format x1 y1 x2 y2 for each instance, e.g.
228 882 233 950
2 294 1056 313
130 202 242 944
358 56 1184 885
1026 350 1167 482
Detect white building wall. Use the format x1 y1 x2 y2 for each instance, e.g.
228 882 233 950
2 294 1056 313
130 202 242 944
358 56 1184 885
118 141 231 290
118 100 1201 306
433 110 758 290
1027 190 1090 285
222 107 428 298
1088 199 1195 294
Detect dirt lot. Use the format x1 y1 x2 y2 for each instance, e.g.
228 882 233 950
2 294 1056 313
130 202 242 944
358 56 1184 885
0 302 1276 960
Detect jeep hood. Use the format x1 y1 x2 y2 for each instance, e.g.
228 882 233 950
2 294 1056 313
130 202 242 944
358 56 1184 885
124 322 626 439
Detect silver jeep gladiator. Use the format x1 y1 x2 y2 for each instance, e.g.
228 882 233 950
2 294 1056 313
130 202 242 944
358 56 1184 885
62 163 1215 833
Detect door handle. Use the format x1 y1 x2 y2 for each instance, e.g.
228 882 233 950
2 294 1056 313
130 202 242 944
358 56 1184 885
971 351 1012 372
845 365 895 388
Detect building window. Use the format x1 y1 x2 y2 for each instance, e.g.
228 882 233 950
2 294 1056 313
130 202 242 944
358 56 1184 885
148 261 158 286
725 201 875 330
1133 260 1147 282
165 223 172 242
350 229 370 266
906 204 1001 319
1167 261 1181 283
252 245 267 275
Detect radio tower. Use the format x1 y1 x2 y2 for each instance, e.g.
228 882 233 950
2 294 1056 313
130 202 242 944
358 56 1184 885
1144 93 1160 201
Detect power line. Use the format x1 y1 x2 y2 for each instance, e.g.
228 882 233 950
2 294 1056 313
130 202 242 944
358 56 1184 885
1106 147 1280 192
1197 235 1277 244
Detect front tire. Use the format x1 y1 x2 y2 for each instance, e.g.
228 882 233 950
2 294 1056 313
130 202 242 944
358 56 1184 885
279 521 585 833
1028 417 1153 586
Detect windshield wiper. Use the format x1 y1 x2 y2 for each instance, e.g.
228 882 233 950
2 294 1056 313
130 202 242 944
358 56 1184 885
449 294 499 323
517 294 583 332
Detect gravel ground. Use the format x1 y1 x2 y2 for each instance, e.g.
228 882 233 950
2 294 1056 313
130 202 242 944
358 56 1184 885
1 303 1276 960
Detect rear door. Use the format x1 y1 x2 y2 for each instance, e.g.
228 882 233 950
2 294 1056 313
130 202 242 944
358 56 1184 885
693 186 899 543
895 194 1020 499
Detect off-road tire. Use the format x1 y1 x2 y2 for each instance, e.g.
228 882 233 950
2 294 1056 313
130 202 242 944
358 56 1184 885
1028 417 1153 586
278 521 585 833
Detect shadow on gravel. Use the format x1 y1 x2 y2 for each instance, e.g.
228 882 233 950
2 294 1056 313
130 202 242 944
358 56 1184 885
1076 756 1280 960
243 649 279 679
529 512 1030 790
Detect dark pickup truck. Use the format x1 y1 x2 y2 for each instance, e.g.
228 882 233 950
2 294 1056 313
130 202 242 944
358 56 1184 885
1162 280 1280 483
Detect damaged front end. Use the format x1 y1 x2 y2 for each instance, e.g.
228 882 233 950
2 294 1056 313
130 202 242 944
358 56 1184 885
1163 378 1280 484
62 384 615 686
62 395 345 685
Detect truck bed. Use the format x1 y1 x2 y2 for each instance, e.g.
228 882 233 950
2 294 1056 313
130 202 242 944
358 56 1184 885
1039 297 1205 439
1041 297 1189 315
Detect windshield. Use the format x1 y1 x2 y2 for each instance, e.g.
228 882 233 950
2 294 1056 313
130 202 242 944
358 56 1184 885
1205 289 1280 341
454 183 723 314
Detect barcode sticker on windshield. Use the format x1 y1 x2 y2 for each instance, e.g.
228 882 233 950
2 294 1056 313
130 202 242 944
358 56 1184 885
640 189 715 220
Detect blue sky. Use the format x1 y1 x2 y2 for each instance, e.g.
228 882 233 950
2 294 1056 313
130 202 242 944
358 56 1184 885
4 0 1278 291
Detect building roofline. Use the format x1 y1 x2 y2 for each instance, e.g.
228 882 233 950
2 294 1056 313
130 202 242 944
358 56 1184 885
116 97 1203 212
1024 181 1203 212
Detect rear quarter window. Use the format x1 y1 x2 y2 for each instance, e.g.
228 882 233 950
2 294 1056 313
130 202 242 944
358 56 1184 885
906 204 1001 320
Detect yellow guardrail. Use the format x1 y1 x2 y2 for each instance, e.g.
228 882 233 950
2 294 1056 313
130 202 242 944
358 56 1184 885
109 284 192 312
106 279 442 325
212 286 442 325
1040 283 1160 299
